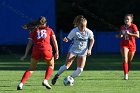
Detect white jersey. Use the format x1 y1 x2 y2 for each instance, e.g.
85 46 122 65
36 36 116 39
67 27 94 55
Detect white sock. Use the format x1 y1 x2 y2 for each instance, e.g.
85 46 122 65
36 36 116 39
124 74 128 80
19 82 23 87
43 79 48 84
71 67 83 78
43 79 51 87
57 65 68 75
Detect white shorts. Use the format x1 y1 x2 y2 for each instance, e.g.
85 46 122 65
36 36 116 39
69 48 88 56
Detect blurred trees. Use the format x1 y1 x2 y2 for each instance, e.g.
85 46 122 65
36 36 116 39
56 0 140 31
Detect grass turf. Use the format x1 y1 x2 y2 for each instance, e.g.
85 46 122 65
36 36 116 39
0 54 140 93
0 71 140 93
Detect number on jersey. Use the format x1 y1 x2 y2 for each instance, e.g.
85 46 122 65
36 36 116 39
124 34 129 40
37 30 47 39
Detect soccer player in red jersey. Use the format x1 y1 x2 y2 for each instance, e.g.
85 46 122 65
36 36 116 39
120 14 139 80
17 16 59 90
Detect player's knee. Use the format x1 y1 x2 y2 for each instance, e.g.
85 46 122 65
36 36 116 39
48 63 54 67
28 67 36 71
123 59 128 63
123 56 128 61
26 69 34 74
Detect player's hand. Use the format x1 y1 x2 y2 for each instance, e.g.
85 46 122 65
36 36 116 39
87 49 91 56
63 37 68 42
55 52 59 60
126 31 131 35
20 55 26 61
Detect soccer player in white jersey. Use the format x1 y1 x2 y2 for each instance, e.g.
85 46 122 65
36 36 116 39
52 15 95 85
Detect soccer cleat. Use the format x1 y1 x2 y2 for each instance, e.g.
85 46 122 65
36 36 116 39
51 74 59 85
17 83 23 90
124 74 128 80
42 80 52 89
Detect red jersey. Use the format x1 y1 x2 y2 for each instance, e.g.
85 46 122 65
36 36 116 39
29 26 54 46
29 26 55 60
120 24 138 50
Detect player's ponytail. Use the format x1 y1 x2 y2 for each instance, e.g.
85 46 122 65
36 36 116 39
23 16 47 30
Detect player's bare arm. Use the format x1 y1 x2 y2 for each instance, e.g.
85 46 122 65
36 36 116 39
51 35 59 59
20 39 33 61
87 38 94 56
126 31 139 38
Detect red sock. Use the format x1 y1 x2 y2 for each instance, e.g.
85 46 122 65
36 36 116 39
21 70 31 84
45 66 53 80
123 63 128 74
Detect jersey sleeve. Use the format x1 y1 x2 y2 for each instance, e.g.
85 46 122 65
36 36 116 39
67 29 75 40
132 24 138 32
49 28 55 37
86 28 94 39
89 30 94 39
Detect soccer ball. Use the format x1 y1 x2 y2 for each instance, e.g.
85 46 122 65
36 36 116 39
63 76 74 86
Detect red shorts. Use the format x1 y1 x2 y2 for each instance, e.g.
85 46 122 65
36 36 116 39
120 45 136 52
31 44 53 60
120 40 136 52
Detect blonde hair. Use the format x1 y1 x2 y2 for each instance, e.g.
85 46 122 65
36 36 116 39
79 17 87 25
73 15 84 27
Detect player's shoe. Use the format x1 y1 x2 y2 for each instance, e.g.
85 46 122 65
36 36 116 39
51 74 59 85
17 83 23 90
42 80 52 89
124 74 128 80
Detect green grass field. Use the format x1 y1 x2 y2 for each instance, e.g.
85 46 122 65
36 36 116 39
0 54 140 93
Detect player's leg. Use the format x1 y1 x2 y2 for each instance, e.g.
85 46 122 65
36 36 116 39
40 46 54 89
128 51 135 72
71 56 86 78
42 57 54 89
17 58 39 90
120 47 129 80
57 52 76 75
52 52 76 85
